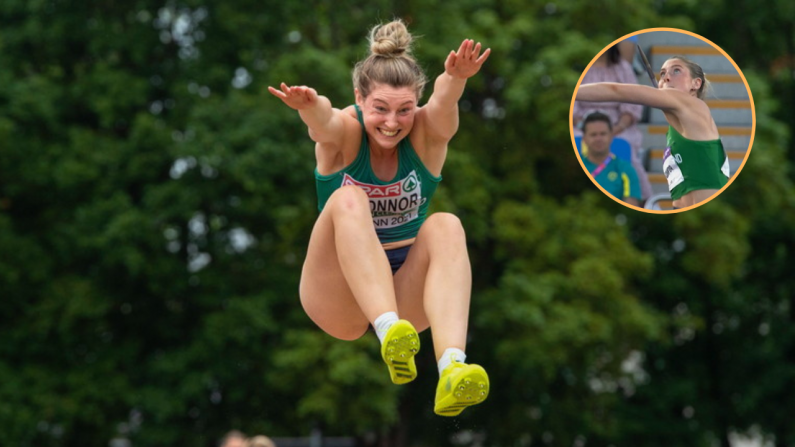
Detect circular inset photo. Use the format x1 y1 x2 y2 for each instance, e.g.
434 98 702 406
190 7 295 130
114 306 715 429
570 28 755 212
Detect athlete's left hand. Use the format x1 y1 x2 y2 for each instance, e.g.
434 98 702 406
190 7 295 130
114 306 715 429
445 39 491 79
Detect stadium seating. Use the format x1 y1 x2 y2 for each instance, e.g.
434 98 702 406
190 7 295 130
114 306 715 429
644 193 675 211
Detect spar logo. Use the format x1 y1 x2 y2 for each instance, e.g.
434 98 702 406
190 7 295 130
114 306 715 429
403 172 418 192
341 171 424 229
342 174 398 197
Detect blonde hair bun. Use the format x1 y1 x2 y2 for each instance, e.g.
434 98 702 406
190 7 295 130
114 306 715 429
353 19 427 99
369 20 413 57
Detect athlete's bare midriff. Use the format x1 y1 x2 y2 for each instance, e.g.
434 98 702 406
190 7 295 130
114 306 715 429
673 188 719 209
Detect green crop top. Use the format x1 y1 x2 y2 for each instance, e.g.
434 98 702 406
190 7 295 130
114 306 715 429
663 126 730 200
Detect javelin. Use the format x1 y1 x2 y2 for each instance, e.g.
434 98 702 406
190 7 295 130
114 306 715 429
637 44 658 88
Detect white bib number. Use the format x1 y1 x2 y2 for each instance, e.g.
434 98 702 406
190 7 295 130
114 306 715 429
662 147 684 191
341 170 424 229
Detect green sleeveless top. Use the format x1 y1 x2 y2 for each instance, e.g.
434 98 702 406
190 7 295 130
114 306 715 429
663 126 730 200
315 105 442 243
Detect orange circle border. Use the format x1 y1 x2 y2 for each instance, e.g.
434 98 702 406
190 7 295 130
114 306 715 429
569 27 756 214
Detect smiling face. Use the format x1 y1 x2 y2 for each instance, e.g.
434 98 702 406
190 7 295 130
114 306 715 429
355 83 418 150
659 58 702 95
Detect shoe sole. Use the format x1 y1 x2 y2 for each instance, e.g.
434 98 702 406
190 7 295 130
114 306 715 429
381 321 420 385
434 364 489 416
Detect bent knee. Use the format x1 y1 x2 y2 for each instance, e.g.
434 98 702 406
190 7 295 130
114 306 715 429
328 185 370 215
305 313 369 341
299 284 370 342
304 309 370 341
331 325 371 341
423 213 466 240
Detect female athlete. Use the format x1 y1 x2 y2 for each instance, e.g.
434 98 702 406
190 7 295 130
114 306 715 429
576 55 730 209
269 19 490 416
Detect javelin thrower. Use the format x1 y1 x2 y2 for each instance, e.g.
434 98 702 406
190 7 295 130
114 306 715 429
577 51 729 209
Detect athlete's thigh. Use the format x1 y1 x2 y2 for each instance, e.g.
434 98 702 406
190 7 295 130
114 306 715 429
300 208 369 340
392 234 432 333
393 213 469 333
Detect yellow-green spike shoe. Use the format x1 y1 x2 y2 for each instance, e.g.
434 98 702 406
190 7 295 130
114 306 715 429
380 320 420 384
434 362 489 416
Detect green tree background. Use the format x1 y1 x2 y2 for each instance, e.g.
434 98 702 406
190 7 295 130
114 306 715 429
1 1 793 446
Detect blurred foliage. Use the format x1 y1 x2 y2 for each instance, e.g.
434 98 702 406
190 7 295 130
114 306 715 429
1 1 793 447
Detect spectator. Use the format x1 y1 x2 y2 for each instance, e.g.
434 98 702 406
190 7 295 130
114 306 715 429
617 35 638 66
247 435 277 447
573 44 652 199
220 430 247 447
581 112 641 207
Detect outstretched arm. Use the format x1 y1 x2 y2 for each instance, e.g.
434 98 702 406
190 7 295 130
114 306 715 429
576 82 686 112
268 83 345 144
423 39 491 142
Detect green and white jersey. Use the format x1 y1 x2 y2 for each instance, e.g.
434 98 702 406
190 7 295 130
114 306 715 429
663 126 730 200
315 106 442 244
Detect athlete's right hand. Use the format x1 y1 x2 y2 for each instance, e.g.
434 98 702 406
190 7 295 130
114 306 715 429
268 83 318 110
